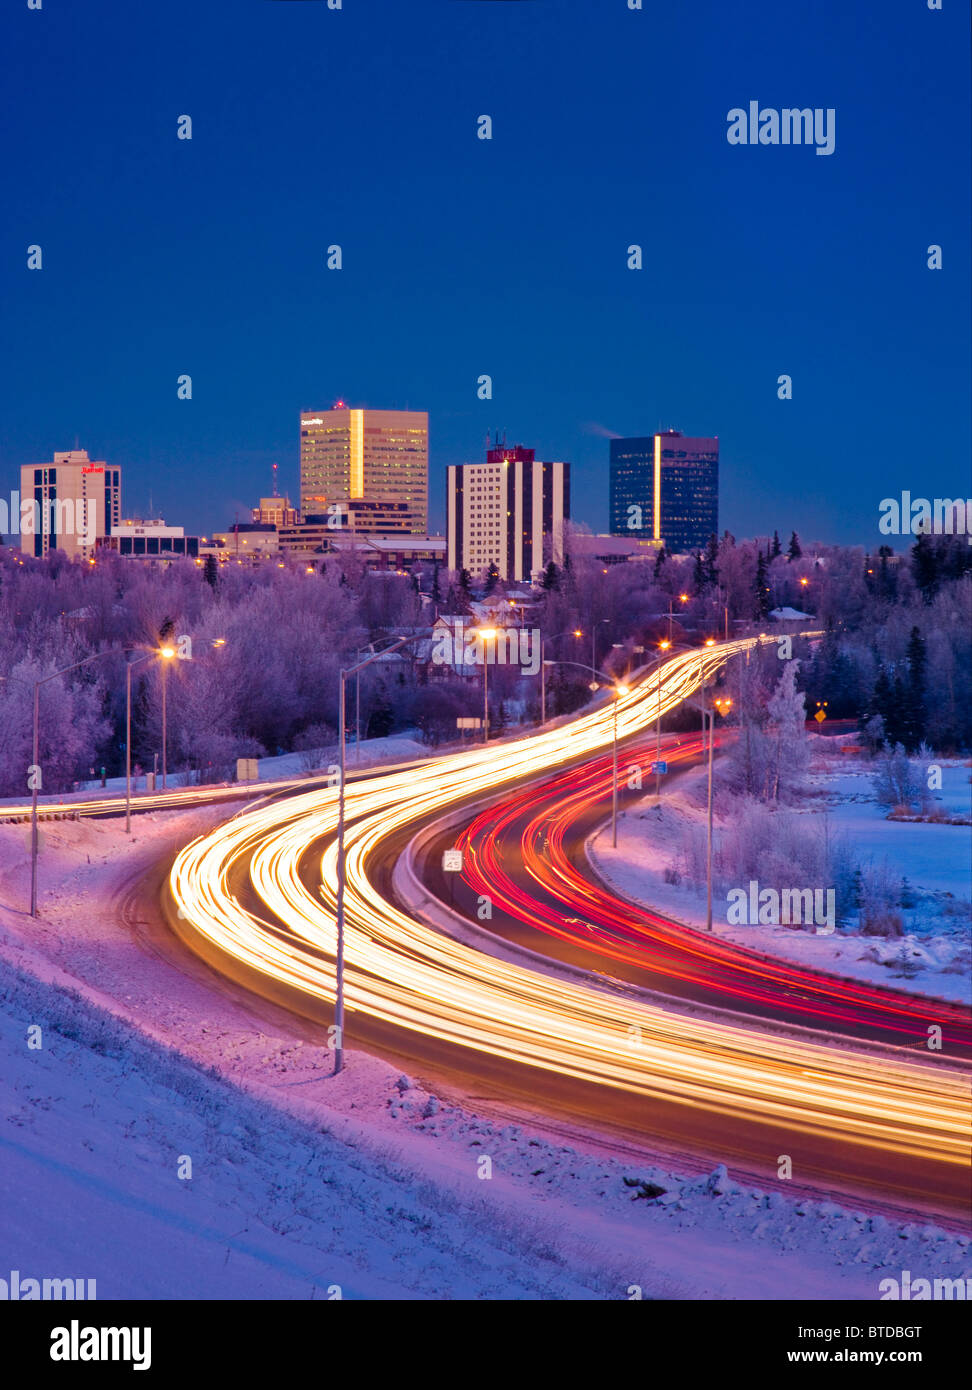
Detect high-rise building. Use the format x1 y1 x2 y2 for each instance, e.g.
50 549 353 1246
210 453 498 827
609 430 718 554
447 444 569 582
19 450 122 562
252 495 300 527
299 405 428 534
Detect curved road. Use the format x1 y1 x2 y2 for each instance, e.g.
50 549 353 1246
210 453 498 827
164 638 972 1217
411 738 972 1055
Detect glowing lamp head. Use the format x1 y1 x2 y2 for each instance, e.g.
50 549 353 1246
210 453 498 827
659 639 671 649
679 593 689 602
478 628 498 640
615 683 630 697
159 646 176 660
704 638 715 647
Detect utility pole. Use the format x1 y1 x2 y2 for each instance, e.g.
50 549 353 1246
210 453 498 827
705 709 715 931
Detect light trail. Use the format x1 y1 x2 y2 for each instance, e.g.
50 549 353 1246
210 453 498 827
168 638 971 1172
450 744 972 1049
0 758 431 822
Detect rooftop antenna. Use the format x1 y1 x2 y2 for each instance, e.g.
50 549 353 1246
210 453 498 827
272 462 279 498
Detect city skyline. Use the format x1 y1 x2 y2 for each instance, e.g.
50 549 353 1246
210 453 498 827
1 0 967 551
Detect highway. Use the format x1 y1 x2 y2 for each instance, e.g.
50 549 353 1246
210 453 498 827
165 638 972 1216
415 738 972 1054
0 756 433 822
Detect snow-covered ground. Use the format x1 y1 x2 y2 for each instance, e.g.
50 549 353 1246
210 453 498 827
590 757 971 1005
0 732 431 810
2 808 968 1299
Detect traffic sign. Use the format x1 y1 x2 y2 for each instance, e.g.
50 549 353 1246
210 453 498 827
651 760 668 775
442 849 463 872
814 709 827 723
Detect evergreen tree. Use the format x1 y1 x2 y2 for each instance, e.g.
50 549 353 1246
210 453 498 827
703 533 719 586
203 554 218 589
653 545 667 579
787 531 802 561
541 560 560 591
458 568 472 598
692 552 705 591
875 546 895 601
484 561 499 595
754 551 771 619
903 625 927 749
771 530 782 559
911 533 938 601
430 562 441 602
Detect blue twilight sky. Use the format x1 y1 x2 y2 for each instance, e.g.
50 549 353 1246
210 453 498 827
1 0 968 548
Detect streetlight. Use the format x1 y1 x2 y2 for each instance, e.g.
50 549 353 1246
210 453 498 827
474 628 497 743
703 695 733 931
655 640 671 798
539 627 582 724
332 633 424 1076
611 682 629 847
3 652 123 916
540 658 630 845
159 645 176 789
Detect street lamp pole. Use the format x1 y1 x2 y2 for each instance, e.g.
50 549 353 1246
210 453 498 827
334 664 348 1075
2 674 41 917
540 657 628 846
125 650 157 835
161 659 168 790
476 628 497 743
705 708 715 931
612 693 620 847
332 634 415 1077
540 637 545 725
4 652 133 916
30 682 39 917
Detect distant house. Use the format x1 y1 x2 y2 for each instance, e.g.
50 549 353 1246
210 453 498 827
769 606 813 621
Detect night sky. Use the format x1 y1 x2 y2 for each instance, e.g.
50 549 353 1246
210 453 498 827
1 0 968 547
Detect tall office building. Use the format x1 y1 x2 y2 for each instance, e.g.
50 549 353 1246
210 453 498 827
299 405 428 533
19 450 122 561
447 444 569 582
609 430 718 554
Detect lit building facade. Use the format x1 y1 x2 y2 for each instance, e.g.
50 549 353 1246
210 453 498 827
447 444 569 582
108 519 199 560
19 450 121 562
252 495 300 527
609 430 718 554
299 405 428 533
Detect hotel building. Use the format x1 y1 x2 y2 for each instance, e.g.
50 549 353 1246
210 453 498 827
19 449 122 562
299 405 428 533
447 444 569 583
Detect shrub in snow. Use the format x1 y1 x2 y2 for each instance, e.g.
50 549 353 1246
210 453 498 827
872 742 923 812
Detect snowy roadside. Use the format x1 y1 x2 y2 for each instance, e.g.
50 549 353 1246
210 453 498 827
0 731 433 810
0 811 968 1300
589 758 971 1006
